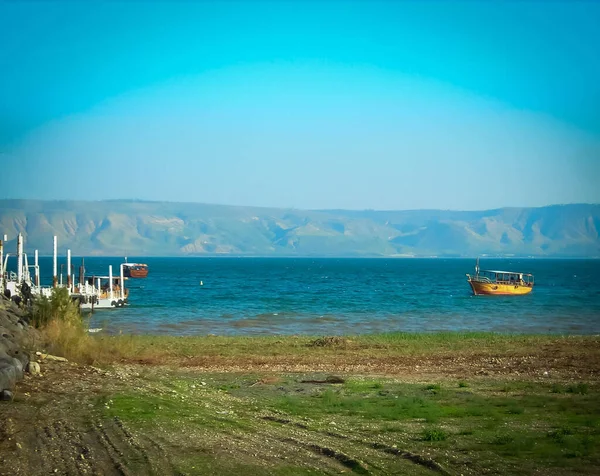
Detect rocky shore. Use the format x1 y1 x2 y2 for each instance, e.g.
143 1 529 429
0 296 39 400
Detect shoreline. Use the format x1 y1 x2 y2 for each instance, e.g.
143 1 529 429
69 332 600 380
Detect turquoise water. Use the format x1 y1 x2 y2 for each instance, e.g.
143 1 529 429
34 257 600 335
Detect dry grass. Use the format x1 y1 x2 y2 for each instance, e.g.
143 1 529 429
32 288 90 362
39 331 598 381
32 288 124 364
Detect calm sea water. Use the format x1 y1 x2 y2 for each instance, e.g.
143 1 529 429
30 257 600 336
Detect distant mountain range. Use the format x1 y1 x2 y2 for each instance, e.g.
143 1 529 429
0 200 598 258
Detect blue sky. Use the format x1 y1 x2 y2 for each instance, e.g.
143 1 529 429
1 1 599 210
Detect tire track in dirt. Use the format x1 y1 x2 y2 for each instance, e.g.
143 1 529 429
0 362 174 476
279 436 371 474
95 416 174 476
1 413 173 476
34 419 91 475
261 414 452 475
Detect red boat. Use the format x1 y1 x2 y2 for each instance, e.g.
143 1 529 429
122 262 149 278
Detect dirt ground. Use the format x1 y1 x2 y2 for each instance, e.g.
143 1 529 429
1 339 599 476
0 360 177 476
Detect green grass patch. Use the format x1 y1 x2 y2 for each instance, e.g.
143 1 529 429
567 383 589 395
251 377 600 473
84 343 600 476
422 428 448 441
102 389 252 432
173 453 317 476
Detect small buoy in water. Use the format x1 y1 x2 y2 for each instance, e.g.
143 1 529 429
200 280 204 286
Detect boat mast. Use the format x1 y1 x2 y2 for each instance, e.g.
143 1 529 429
475 257 480 277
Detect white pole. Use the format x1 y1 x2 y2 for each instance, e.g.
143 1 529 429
53 236 58 287
17 233 23 283
0 236 4 288
1 235 5 284
23 253 29 283
97 277 101 296
67 249 72 292
120 264 125 300
109 265 113 301
34 250 39 287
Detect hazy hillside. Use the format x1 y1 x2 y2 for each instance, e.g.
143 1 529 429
0 200 598 257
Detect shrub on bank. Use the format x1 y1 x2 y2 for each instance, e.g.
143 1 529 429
30 288 94 362
31 287 80 328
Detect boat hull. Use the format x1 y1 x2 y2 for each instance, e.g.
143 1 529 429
469 280 533 296
80 297 128 310
123 268 148 278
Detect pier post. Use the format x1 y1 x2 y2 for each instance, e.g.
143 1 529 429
0 236 4 290
23 253 29 283
79 258 85 291
91 276 95 312
53 236 58 288
67 249 72 292
34 250 40 287
120 264 125 300
109 265 113 301
17 233 23 283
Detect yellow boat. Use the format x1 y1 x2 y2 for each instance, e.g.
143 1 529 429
466 258 534 296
